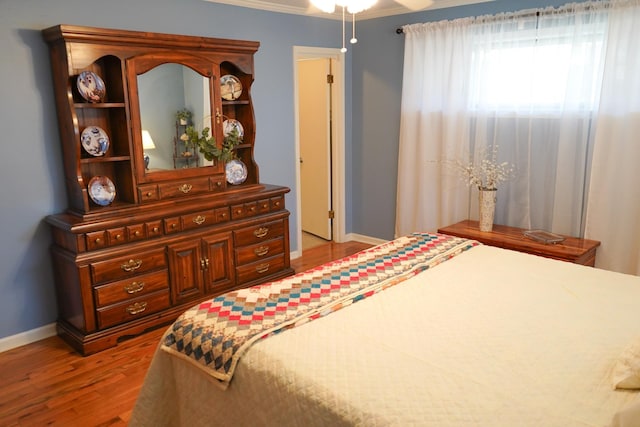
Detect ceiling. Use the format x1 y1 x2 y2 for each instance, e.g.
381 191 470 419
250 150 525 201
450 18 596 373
203 0 494 19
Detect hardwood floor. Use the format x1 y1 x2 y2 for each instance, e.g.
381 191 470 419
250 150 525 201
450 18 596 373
0 240 372 427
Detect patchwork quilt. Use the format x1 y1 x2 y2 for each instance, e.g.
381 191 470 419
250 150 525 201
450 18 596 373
161 232 478 388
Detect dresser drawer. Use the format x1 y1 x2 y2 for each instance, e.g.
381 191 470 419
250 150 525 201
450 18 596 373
236 255 286 284
234 220 285 247
90 248 167 284
181 209 216 231
94 270 169 307
235 237 284 266
96 289 171 329
158 177 210 200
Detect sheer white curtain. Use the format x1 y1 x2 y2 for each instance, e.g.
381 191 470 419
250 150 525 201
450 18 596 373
397 1 640 275
585 0 640 274
395 20 473 236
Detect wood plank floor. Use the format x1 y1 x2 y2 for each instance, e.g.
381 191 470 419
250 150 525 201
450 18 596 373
0 240 372 427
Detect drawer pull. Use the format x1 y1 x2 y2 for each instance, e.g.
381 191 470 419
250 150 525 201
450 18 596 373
200 258 210 269
146 191 153 197
216 181 222 187
134 230 141 237
255 263 270 274
115 234 122 240
121 259 142 272
262 203 269 209
126 301 147 315
95 237 102 244
179 183 193 193
274 201 280 207
152 227 160 233
124 281 145 294
250 206 256 212
171 223 178 229
254 246 269 257
253 227 269 238
193 215 206 225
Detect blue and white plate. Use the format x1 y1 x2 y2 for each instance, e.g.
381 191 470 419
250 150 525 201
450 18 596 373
225 159 247 185
88 176 116 206
77 71 106 103
81 126 110 156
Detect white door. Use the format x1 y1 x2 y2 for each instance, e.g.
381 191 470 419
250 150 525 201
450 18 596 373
298 58 332 240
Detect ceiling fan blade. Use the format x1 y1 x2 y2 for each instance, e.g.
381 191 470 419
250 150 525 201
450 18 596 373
394 0 434 11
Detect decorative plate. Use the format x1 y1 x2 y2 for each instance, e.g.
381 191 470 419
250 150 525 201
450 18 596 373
76 71 106 103
225 159 247 185
223 119 244 138
220 74 242 101
88 176 116 206
81 126 110 156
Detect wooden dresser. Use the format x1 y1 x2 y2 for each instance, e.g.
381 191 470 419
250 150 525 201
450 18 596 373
43 25 294 354
438 220 600 266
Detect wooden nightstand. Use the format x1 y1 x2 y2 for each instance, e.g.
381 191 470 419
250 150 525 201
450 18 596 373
437 220 600 266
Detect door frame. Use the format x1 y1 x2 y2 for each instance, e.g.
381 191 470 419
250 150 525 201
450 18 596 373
293 46 346 256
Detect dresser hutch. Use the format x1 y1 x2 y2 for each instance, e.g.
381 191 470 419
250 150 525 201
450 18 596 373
42 25 294 355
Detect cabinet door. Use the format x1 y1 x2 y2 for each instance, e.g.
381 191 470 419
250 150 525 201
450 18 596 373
202 232 235 294
167 240 205 304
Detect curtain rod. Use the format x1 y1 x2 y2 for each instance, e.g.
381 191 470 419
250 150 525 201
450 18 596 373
396 6 596 35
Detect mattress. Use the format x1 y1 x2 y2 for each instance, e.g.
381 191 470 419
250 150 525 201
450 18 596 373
130 237 640 427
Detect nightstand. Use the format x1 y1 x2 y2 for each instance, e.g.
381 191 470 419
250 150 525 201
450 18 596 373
437 220 600 266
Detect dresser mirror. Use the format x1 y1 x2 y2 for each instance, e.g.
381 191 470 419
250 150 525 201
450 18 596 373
127 54 222 183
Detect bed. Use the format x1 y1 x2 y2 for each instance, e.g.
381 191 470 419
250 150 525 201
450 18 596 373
130 233 640 427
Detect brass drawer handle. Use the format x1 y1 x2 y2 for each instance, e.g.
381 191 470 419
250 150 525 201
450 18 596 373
121 259 142 272
152 226 160 233
216 181 222 187
146 191 153 197
126 301 147 315
134 230 141 237
171 223 178 229
274 201 280 207
255 263 270 274
115 234 122 241
95 237 102 244
179 183 193 193
253 227 269 238
124 281 145 294
254 246 269 257
193 215 206 225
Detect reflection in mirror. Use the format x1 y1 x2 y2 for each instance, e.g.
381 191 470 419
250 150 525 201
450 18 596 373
138 63 212 172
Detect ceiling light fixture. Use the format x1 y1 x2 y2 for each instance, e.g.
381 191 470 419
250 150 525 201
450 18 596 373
311 0 378 52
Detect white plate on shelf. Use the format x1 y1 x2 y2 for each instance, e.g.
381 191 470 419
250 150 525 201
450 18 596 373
88 176 116 206
223 119 244 139
220 74 242 101
77 71 106 103
81 126 110 156
225 159 247 185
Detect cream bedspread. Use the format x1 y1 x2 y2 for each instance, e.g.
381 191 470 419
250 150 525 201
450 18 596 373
131 244 640 427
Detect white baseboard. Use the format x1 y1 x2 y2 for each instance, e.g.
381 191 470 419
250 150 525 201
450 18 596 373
344 233 388 246
0 323 57 353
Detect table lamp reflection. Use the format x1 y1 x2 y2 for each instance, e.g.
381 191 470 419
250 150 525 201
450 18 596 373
142 130 156 170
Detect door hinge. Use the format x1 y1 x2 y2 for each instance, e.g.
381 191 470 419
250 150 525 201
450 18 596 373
328 210 335 219
326 74 334 84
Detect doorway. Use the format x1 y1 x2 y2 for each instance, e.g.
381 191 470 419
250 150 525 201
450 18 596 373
293 46 345 255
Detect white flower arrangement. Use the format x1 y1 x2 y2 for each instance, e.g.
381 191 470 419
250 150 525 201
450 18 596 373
454 145 515 190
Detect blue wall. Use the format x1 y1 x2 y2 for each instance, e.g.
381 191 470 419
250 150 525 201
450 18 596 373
0 0 584 340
